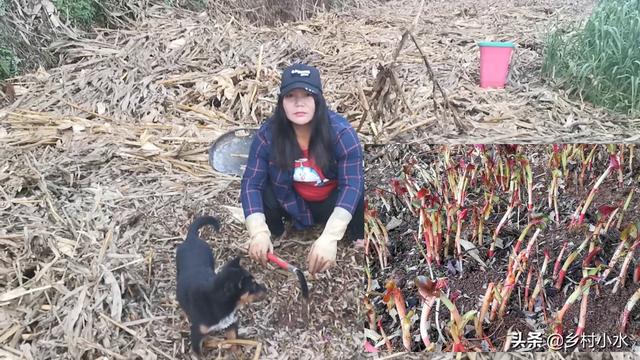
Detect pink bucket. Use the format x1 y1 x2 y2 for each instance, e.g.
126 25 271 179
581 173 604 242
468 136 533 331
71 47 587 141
479 41 515 89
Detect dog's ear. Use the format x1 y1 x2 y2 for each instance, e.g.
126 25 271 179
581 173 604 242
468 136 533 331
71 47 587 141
223 277 243 295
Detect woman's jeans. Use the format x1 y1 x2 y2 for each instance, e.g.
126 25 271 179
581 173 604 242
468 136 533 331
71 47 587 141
261 185 365 241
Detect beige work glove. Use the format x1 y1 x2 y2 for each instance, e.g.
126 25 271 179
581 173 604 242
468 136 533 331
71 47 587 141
245 213 273 265
307 207 352 275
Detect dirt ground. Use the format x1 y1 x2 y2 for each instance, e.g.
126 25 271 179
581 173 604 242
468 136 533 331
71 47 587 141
363 144 640 355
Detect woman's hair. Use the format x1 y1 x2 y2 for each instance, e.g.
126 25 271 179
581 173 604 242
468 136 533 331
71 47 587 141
270 93 335 173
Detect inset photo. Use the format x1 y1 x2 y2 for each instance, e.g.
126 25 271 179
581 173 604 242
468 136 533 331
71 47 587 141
363 144 640 353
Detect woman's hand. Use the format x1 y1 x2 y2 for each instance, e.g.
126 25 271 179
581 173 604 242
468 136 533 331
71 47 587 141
307 207 352 275
307 238 337 274
248 232 273 265
245 213 272 265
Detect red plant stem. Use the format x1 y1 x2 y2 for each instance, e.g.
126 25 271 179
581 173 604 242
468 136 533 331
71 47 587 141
522 159 533 213
456 167 470 207
603 223 637 280
618 144 624 185
419 209 433 268
478 189 494 247
555 277 594 335
475 282 494 338
575 287 589 336
553 241 568 279
613 239 640 294
619 287 640 333
452 343 466 352
419 297 437 349
529 250 550 311
577 155 619 226
455 208 467 272
616 189 634 230
389 283 412 351
579 145 597 189
509 223 537 273
582 247 602 269
548 171 557 209
445 205 454 258
377 319 393 351
524 266 534 309
528 271 543 312
439 293 466 352
556 235 591 290
364 296 376 331
634 263 640 284
498 229 541 318
434 211 443 265
604 208 620 234
490 204 513 258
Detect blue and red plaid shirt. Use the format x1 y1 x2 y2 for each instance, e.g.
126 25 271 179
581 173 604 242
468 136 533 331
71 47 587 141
241 111 364 230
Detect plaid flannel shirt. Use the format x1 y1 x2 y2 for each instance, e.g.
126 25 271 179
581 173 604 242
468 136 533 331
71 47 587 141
240 111 364 230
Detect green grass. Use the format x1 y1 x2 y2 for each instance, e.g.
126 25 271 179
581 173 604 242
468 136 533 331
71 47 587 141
52 0 102 27
542 0 640 115
0 47 18 80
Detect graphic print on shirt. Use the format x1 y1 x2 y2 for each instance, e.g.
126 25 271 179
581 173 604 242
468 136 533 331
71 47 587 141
293 156 330 186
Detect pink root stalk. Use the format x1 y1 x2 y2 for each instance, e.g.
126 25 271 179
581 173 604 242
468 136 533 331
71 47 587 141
603 207 620 233
575 286 590 336
475 282 495 338
613 239 640 294
455 208 468 273
445 205 454 258
556 235 590 290
615 189 634 230
602 223 637 280
498 229 541 318
419 209 433 271
548 169 561 223
524 266 535 309
419 298 436 349
619 287 640 333
617 144 624 185
521 159 533 213
553 241 568 279
490 205 513 258
416 276 446 350
577 154 619 226
555 277 596 335
434 212 443 265
528 249 550 311
377 319 393 351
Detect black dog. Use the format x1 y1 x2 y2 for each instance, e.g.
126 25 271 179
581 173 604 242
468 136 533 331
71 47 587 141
176 216 267 355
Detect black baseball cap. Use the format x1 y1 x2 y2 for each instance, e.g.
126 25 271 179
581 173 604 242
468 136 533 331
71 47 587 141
279 63 322 96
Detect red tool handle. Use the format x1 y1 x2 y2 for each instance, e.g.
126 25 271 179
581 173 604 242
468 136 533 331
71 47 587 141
267 252 292 271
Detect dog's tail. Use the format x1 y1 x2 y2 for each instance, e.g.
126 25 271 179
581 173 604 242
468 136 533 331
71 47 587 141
186 216 220 241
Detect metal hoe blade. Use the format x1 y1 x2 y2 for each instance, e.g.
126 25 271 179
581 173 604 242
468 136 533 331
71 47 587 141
208 128 258 177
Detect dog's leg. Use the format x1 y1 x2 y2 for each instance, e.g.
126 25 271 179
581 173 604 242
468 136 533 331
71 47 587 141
190 323 206 356
225 322 240 359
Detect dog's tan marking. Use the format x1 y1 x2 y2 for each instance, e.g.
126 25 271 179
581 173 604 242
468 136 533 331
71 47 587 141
225 326 239 354
238 292 258 307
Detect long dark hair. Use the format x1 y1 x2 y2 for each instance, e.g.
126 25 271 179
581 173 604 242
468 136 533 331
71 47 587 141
271 93 335 173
